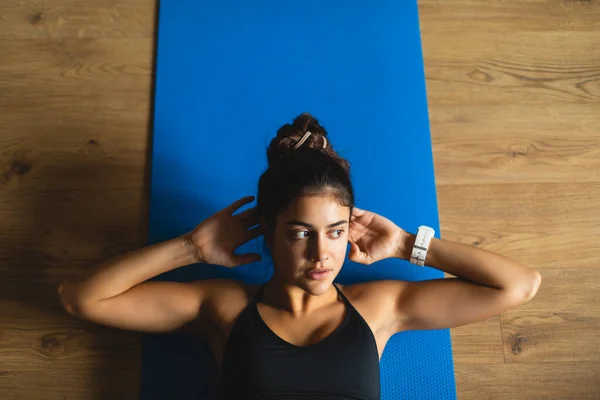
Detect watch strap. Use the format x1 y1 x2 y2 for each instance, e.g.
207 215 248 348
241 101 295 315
410 225 435 266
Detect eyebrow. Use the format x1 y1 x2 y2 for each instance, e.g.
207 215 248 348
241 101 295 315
285 220 348 229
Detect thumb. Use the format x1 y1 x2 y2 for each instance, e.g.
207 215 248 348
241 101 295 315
352 206 366 216
348 240 358 258
348 240 368 265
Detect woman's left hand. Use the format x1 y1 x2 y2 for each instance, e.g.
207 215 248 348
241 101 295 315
348 206 409 265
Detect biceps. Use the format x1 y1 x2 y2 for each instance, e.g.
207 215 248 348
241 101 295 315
397 278 526 331
68 281 202 333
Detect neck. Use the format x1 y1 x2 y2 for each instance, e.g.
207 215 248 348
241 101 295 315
262 276 338 317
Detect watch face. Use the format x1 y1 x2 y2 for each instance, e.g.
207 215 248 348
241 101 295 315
419 226 435 235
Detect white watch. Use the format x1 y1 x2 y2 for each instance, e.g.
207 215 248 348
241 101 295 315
410 225 435 267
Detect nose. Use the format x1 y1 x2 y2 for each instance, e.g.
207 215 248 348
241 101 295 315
308 235 329 263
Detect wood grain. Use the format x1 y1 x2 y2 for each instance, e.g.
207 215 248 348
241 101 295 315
0 366 140 400
1 0 599 399
0 38 153 111
421 31 600 105
0 308 141 368
501 267 600 363
455 362 600 400
419 0 600 32
430 105 600 184
449 316 506 364
436 183 600 270
0 0 154 39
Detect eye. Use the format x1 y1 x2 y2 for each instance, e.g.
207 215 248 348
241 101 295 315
331 229 345 238
292 230 310 240
291 230 345 240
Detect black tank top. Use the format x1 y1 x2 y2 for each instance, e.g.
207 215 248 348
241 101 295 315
220 283 381 399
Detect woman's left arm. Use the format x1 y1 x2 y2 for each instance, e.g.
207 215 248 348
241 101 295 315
397 232 541 295
390 231 542 332
347 207 542 332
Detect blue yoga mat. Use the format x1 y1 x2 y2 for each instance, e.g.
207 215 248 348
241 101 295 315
141 1 456 399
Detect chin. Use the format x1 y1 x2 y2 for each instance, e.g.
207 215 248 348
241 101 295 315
302 278 334 295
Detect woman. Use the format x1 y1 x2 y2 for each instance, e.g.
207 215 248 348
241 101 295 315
58 113 542 399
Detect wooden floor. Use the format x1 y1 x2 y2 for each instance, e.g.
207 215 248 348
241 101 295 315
1 0 599 399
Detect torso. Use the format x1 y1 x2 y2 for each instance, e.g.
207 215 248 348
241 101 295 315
191 281 398 373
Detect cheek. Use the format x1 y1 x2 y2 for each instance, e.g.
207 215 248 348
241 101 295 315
271 238 303 261
333 233 349 250
272 236 348 262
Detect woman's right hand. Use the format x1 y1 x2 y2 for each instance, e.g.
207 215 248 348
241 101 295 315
184 195 264 268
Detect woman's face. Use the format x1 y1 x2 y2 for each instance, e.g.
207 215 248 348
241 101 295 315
263 194 351 295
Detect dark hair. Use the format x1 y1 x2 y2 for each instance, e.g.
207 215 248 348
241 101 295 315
257 112 355 244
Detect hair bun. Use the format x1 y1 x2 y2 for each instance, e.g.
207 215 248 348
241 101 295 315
266 112 349 174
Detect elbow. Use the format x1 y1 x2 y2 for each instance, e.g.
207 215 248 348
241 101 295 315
58 281 78 316
503 271 542 305
521 271 542 303
58 281 93 317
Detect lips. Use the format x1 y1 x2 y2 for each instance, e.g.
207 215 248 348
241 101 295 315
306 269 332 280
307 269 330 274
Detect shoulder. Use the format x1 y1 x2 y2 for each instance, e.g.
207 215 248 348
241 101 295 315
336 280 409 333
337 279 408 303
187 278 260 333
185 278 260 300
188 278 259 311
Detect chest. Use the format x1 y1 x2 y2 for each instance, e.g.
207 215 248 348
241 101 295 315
201 289 394 372
255 301 347 347
220 300 382 399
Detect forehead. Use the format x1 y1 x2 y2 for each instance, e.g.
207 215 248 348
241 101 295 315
280 195 349 221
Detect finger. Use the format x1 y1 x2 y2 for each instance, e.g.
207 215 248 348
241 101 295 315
347 228 362 243
348 241 356 257
348 240 359 258
232 253 262 266
349 240 370 265
227 196 255 214
236 206 260 225
352 206 366 216
354 250 370 265
348 243 360 261
243 225 263 242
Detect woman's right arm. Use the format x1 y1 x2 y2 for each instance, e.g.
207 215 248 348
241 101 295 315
58 195 262 333
58 235 211 332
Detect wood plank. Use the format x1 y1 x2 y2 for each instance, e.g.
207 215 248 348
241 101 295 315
0 136 148 270
0 0 154 39
0 141 148 192
501 268 600 363
421 31 600 105
0 38 153 108
449 315 505 364
0 303 141 399
454 362 600 400
436 183 600 269
0 312 141 368
0 366 140 400
429 104 600 184
449 265 600 367
419 0 600 32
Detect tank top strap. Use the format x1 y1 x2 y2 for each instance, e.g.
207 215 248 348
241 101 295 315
233 282 267 326
253 282 348 306
252 282 268 303
332 283 350 304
